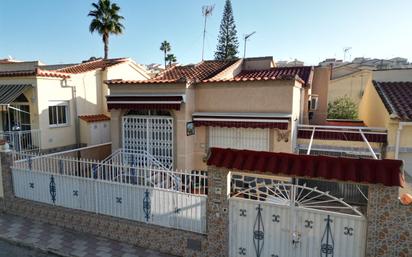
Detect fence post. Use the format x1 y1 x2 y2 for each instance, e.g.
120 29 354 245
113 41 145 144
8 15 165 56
206 166 230 257
366 184 410 257
0 150 14 204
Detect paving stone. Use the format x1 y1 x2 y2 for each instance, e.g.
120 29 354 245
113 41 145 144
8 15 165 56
0 213 175 257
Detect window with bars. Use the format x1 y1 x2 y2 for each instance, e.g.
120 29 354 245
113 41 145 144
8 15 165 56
48 101 69 127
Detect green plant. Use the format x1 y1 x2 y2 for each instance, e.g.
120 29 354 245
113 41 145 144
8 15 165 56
327 96 358 119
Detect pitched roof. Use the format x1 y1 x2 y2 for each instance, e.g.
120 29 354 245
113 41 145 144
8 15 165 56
56 58 128 74
79 114 110 123
0 68 70 78
204 66 314 86
156 60 238 82
373 81 412 121
207 147 404 187
105 60 238 85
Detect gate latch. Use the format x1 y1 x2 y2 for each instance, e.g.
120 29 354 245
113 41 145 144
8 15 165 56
292 232 301 246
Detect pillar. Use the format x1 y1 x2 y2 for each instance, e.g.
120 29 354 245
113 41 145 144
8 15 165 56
366 184 411 257
206 167 230 257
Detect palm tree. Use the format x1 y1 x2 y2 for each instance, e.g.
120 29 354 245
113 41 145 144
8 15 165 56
88 0 124 59
160 41 171 68
165 54 177 67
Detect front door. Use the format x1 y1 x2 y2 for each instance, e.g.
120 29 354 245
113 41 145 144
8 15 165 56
122 115 174 169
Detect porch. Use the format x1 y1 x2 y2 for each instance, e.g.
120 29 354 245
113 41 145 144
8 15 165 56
0 84 41 152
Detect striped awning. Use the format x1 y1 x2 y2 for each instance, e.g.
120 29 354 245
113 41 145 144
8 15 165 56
0 84 31 105
192 112 291 129
106 94 185 110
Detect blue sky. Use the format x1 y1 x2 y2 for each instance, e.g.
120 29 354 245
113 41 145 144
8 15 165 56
1 0 411 65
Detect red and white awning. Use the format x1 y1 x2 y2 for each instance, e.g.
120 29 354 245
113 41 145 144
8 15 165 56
107 94 185 110
192 112 290 129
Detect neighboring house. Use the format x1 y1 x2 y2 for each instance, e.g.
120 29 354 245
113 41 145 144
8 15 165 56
105 56 330 171
0 58 149 152
359 79 412 176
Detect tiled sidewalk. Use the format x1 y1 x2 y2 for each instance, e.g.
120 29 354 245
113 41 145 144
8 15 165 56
0 213 175 257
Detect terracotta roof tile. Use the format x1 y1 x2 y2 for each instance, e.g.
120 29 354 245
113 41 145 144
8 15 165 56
373 81 412 121
79 114 110 123
105 60 238 85
207 148 404 187
56 58 128 74
204 66 314 86
0 68 70 78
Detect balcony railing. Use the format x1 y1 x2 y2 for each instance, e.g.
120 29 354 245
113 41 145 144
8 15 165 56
297 124 388 159
0 129 41 152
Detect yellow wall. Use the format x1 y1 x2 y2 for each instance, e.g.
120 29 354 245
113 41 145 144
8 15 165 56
328 70 372 106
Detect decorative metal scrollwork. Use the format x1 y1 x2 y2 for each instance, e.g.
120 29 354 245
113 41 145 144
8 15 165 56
29 182 34 188
253 205 264 257
305 220 313 228
320 215 334 257
240 209 247 217
272 214 280 223
73 190 79 197
116 197 122 204
143 189 151 222
344 227 353 236
238 247 246 255
49 175 56 204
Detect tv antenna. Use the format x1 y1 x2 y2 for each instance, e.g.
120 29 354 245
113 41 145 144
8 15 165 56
343 47 352 61
243 31 256 58
201 5 215 61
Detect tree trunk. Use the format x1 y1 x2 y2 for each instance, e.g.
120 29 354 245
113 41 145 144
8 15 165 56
164 50 167 69
103 33 109 59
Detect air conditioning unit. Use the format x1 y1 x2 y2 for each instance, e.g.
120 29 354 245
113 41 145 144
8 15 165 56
309 95 319 111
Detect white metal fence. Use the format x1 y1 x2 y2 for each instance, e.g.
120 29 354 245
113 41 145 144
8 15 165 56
0 129 41 152
12 153 208 233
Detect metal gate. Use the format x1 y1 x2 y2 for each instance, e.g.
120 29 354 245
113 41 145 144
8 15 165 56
122 116 173 169
229 175 367 257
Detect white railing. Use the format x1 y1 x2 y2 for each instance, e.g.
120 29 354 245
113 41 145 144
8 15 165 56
0 129 41 152
12 154 208 233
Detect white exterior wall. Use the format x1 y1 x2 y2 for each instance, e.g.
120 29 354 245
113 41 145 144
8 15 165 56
36 77 76 150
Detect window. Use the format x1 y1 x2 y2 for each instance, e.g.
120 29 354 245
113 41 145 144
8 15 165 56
48 101 69 127
308 95 319 111
209 127 269 151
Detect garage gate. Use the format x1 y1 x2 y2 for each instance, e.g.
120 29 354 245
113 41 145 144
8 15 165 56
229 173 367 257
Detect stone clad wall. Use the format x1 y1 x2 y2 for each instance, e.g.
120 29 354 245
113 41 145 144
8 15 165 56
366 185 412 257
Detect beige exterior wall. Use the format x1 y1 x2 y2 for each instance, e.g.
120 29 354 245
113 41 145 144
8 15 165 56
328 70 372 106
195 80 296 113
373 68 412 82
310 67 330 125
